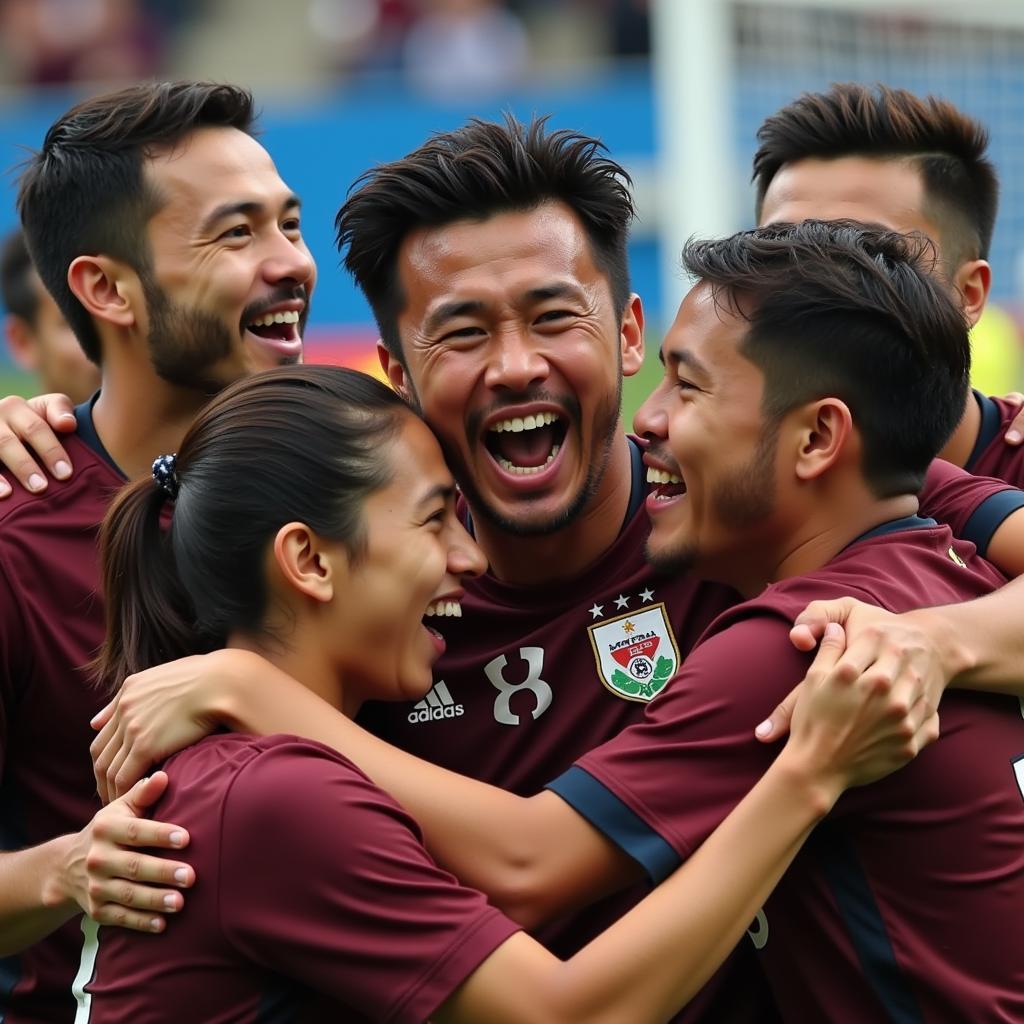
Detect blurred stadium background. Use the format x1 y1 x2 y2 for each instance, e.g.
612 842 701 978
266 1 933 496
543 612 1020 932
1 0 1023 421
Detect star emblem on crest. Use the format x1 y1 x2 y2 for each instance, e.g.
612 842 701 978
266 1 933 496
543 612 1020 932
623 620 636 634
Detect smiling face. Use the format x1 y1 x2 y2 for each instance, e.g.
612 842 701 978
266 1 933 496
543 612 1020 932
333 412 486 704
636 284 782 582
139 126 316 391
388 201 643 536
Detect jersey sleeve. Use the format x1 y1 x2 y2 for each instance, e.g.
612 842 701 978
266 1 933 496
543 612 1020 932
217 741 520 1023
919 458 1024 557
547 614 806 883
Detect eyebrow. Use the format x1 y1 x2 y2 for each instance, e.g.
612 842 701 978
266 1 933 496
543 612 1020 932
524 282 585 303
423 300 486 337
423 282 587 337
415 482 456 511
199 193 301 236
661 346 712 381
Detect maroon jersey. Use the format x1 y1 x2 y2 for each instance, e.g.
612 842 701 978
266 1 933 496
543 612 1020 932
965 389 1024 487
361 446 1024 1021
919 456 1024 558
0 402 124 1024
550 518 1024 1022
81 734 520 1023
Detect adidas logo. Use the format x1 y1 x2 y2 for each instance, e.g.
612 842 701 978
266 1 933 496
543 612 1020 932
408 681 465 724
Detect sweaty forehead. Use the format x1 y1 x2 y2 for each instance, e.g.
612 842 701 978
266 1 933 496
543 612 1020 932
397 202 596 302
759 156 936 239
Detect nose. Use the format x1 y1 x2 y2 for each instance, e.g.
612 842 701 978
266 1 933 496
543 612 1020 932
483 328 549 393
264 233 316 291
633 384 669 441
445 516 487 581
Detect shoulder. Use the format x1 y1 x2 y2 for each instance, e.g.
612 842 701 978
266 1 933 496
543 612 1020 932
0 434 120 530
215 733 419 844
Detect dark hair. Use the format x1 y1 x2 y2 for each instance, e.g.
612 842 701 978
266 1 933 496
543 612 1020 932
95 365 409 692
752 83 999 266
17 81 255 364
683 219 970 497
336 114 635 362
0 230 38 324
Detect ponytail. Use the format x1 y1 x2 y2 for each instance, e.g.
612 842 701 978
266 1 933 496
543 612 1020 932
93 474 216 694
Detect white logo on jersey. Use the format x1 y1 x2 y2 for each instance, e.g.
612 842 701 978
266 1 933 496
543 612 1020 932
747 908 769 950
485 647 552 725
407 681 464 724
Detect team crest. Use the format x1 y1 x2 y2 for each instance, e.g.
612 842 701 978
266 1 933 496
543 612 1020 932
588 603 680 702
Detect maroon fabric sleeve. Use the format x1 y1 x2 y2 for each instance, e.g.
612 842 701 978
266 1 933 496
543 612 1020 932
217 741 520 1024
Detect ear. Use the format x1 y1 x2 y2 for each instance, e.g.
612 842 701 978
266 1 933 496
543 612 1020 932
272 522 343 604
620 293 645 377
67 255 140 330
953 259 991 327
792 398 854 483
378 341 415 403
3 316 39 371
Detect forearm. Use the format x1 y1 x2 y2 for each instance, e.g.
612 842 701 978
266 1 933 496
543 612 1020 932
222 665 594 923
912 576 1024 694
0 836 79 955
550 748 830 1021
442 748 833 1024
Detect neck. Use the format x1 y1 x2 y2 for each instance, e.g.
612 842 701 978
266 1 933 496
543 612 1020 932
724 488 921 600
471 432 635 585
937 392 980 468
91 349 211 480
227 616 351 720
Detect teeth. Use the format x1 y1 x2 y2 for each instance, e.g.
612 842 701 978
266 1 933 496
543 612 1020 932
490 411 559 433
247 310 300 328
646 467 683 485
425 600 463 618
497 444 560 475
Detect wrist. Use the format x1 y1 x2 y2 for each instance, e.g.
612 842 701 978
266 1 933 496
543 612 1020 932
908 605 977 686
772 747 844 822
40 834 79 911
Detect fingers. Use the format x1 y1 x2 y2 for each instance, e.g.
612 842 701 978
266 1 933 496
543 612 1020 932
90 698 117 732
756 683 801 743
122 771 169 814
1003 398 1024 445
29 392 77 432
0 395 74 498
791 598 856 650
84 803 196 932
113 748 158 801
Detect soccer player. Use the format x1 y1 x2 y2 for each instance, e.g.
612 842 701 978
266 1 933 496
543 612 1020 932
115 222 1021 1020
80 363 930 1023
87 121 1024 1020
0 229 99 404
0 82 314 1023
753 83 1024 487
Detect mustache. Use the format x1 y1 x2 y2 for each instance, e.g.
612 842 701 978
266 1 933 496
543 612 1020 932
466 389 581 438
240 285 309 324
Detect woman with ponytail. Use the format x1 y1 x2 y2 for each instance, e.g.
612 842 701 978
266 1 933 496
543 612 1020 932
82 364 931 1024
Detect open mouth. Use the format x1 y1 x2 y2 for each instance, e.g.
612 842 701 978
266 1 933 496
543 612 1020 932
242 309 302 354
482 411 568 477
422 598 463 655
646 466 686 502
